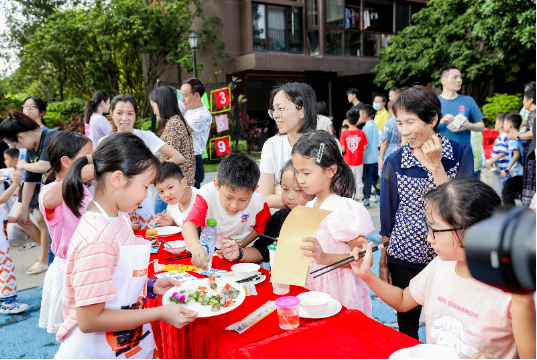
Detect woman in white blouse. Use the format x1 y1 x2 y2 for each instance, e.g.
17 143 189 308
258 83 318 208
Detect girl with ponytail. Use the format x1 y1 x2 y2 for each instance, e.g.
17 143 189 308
291 130 375 314
84 90 111 151
38 131 93 334
55 132 197 358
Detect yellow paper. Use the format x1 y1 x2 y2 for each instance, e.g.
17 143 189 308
271 205 331 286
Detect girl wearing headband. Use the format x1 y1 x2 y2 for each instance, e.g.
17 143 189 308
37 131 93 334
292 130 375 314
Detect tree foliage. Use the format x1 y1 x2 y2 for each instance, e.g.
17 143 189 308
372 0 536 99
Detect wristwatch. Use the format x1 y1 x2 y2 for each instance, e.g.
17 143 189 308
516 134 520 140
233 248 244 262
147 277 158 299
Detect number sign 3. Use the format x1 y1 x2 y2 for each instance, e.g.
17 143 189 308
214 89 230 108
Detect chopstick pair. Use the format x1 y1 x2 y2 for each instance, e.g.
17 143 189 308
310 241 389 279
257 233 278 242
236 274 262 283
164 253 192 262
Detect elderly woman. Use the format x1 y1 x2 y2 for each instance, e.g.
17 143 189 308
379 85 474 340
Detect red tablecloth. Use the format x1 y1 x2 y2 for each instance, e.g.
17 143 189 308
138 232 421 359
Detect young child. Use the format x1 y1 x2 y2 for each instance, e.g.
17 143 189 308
292 131 374 314
154 162 197 227
501 113 524 206
350 178 531 359
37 131 93 333
340 110 368 201
183 153 271 270
3 147 20 200
485 113 509 198
218 160 314 265
55 133 196 358
360 104 380 208
0 170 29 314
379 101 402 170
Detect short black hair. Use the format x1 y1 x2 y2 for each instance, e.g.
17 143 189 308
3 147 19 158
389 87 400 94
495 112 507 122
155 161 184 185
441 66 461 79
269 82 318 134
360 104 376 119
346 88 359 97
217 153 260 192
524 86 536 104
23 96 47 114
317 101 329 116
392 85 442 131
182 78 206 97
346 110 360 125
505 113 522 130
375 94 387 104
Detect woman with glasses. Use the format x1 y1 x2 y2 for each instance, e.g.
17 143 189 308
378 85 474 340
258 82 318 208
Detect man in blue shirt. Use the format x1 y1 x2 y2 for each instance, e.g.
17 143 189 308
436 66 485 148
360 104 379 208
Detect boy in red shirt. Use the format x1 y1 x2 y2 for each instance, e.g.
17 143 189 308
340 110 368 201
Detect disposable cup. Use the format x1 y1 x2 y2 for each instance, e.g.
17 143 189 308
272 282 290 295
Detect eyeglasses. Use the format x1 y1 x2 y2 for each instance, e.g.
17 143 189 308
268 106 300 119
22 105 38 110
422 218 464 240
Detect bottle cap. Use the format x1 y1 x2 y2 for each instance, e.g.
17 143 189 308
268 243 277 251
275 296 299 308
206 219 217 227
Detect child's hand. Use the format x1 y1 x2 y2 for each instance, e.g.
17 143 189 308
300 237 328 265
160 304 197 329
12 170 23 184
155 213 174 227
485 159 493 170
16 208 29 225
131 222 142 232
153 278 181 296
82 163 95 183
349 242 374 278
191 247 210 270
221 238 239 261
500 170 507 178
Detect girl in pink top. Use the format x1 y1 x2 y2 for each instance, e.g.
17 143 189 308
38 131 94 333
351 178 535 359
293 131 374 315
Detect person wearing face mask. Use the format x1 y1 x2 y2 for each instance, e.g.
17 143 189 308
378 85 474 340
373 94 390 133
180 78 213 189
436 66 485 149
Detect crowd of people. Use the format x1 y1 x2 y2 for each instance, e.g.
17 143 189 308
0 67 534 359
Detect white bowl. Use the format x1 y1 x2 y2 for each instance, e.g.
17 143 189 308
231 263 260 279
163 240 187 254
410 344 458 359
297 291 331 314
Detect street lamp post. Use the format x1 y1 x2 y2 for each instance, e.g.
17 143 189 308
188 32 199 78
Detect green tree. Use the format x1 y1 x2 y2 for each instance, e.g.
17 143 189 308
372 0 536 101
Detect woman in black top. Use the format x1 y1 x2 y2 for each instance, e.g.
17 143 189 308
217 160 313 264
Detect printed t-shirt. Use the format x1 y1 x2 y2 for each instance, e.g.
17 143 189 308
409 257 516 359
437 94 484 148
57 211 134 342
38 182 92 259
25 129 58 183
491 133 509 171
507 136 524 177
166 186 198 227
340 129 368 166
184 106 212 156
184 182 271 243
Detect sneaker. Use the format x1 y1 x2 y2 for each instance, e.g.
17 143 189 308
362 201 370 209
371 197 380 204
0 301 29 314
18 242 37 251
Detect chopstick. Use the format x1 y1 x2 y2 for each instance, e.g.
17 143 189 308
236 274 262 283
164 253 192 262
257 233 278 242
311 241 389 278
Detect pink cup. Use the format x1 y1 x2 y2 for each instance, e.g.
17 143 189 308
272 282 290 295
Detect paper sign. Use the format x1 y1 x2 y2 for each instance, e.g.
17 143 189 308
214 88 231 108
85 123 90 137
215 136 231 156
270 206 332 287
216 114 229 132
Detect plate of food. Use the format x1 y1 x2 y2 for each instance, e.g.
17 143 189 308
156 226 182 237
162 276 246 317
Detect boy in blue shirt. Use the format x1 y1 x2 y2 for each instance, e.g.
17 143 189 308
485 113 509 197
501 113 524 206
359 104 379 208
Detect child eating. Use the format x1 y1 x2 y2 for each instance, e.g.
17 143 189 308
154 162 197 227
183 153 271 270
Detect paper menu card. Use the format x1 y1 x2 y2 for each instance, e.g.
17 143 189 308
270 205 332 287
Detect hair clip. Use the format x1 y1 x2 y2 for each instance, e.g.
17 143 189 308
87 154 93 165
316 143 325 163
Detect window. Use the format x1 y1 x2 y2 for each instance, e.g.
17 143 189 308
307 30 320 56
396 3 410 33
327 0 345 26
325 30 344 55
344 31 361 56
307 0 318 28
252 3 303 54
363 33 390 56
363 0 394 33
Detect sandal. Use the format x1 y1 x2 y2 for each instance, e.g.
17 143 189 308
27 262 48 275
18 242 37 251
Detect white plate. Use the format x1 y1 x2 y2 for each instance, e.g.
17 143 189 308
162 278 245 318
157 226 182 236
298 298 342 319
410 344 458 359
389 347 413 359
221 271 266 285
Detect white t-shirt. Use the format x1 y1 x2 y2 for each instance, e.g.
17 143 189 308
166 186 198 227
99 129 165 156
259 134 292 184
89 113 112 151
316 115 333 132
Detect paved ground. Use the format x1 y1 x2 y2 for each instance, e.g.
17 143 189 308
3 169 435 358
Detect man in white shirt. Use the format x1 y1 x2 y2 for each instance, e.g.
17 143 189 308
181 78 213 188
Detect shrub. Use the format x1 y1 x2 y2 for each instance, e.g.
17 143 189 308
482 94 523 127
43 99 87 128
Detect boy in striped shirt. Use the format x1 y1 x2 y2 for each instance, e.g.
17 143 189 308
486 113 509 198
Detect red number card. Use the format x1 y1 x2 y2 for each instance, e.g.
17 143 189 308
214 89 230 108
215 137 231 156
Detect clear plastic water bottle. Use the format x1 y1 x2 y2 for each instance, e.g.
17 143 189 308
199 219 217 269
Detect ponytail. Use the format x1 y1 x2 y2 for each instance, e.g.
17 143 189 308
45 131 91 185
330 162 356 199
84 90 109 124
0 109 40 143
63 132 161 218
